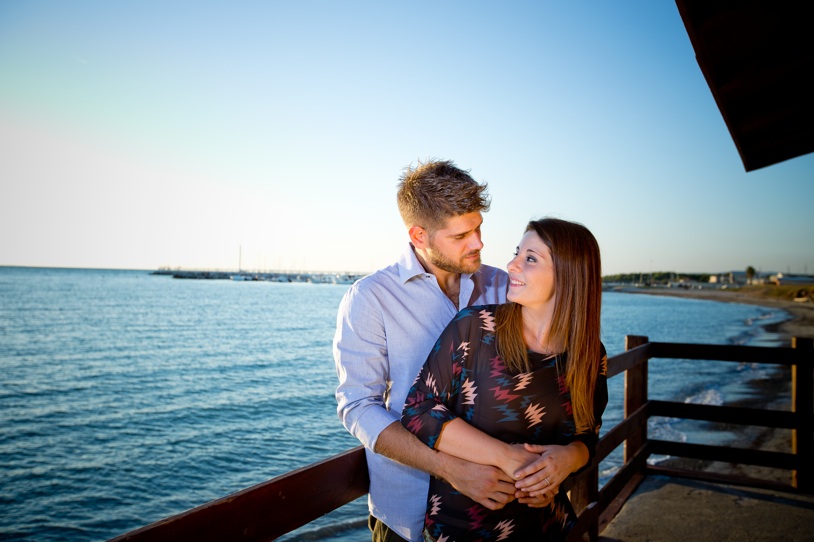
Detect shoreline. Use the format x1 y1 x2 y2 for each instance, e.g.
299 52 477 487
614 285 814 341
616 286 811 483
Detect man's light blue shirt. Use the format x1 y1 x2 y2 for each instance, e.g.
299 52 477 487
333 243 508 542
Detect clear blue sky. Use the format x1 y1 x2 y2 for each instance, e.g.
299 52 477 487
2 1 812 276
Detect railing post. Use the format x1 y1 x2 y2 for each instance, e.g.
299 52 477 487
792 336 813 491
568 465 598 540
624 335 649 464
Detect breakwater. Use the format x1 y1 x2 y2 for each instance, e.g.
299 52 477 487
151 268 364 284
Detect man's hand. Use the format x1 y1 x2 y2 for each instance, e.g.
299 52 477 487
439 453 517 510
375 422 516 510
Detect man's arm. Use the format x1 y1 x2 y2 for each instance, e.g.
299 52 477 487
375 421 516 511
335 284 531 509
333 285 397 450
334 285 513 509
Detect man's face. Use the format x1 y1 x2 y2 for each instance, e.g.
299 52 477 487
425 212 484 274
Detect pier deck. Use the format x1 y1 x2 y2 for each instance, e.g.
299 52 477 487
599 475 814 541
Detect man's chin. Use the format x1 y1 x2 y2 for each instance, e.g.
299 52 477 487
461 259 481 274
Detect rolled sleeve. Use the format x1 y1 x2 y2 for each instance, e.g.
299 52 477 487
333 283 397 450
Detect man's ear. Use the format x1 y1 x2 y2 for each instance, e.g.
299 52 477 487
409 226 427 248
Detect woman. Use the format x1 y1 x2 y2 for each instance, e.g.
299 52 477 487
402 217 608 541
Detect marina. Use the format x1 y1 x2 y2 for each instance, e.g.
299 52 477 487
152 268 364 284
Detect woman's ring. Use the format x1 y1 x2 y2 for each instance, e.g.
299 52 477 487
545 476 550 486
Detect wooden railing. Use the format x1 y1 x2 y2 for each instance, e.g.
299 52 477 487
109 336 813 542
564 335 813 541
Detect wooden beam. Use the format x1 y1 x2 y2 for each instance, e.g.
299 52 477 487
606 341 651 378
598 444 650 523
596 402 650 462
792 337 814 490
624 336 649 463
649 342 798 366
649 400 798 429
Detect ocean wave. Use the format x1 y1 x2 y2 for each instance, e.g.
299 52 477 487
684 388 724 406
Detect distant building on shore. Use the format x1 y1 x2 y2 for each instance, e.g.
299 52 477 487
708 270 777 286
709 271 749 286
769 273 814 287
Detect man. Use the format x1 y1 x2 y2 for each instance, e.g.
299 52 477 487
333 159 513 542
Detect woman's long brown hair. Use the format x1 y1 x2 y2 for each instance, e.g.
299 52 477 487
495 218 602 433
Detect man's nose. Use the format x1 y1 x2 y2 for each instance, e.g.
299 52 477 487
470 232 484 251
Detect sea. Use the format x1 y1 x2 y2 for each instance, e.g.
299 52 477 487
0 267 792 542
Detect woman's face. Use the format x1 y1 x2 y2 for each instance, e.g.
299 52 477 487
506 230 556 310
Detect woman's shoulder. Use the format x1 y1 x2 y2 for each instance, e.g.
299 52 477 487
453 303 502 323
462 302 503 314
441 304 503 338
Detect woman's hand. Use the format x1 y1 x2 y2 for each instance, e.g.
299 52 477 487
503 445 559 508
513 441 589 497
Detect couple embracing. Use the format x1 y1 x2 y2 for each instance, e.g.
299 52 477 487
334 159 607 542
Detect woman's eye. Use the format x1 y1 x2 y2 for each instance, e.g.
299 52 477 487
526 256 536 263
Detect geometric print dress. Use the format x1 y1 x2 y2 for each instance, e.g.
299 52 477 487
402 304 608 541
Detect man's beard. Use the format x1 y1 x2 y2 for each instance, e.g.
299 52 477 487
426 244 482 275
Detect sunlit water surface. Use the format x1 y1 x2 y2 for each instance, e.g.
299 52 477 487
0 268 789 541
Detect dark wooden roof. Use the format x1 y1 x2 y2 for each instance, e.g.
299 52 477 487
675 0 814 171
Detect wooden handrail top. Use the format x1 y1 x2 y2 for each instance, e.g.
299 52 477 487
108 446 368 542
648 400 801 429
648 341 803 365
605 342 651 378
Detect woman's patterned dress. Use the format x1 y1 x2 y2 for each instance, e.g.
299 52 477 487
402 304 608 541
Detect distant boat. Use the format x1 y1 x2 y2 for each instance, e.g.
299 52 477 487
333 274 356 285
231 245 253 281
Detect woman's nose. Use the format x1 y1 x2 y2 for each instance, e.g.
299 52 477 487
507 255 520 273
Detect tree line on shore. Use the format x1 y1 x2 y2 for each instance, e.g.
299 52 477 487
602 272 711 285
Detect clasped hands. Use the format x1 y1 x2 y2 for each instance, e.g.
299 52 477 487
484 442 583 509
434 420 588 512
